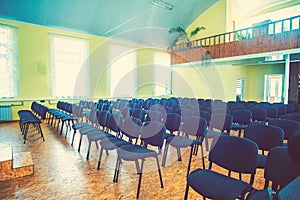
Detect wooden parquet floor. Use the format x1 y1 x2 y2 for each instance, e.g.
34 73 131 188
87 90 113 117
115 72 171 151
0 121 266 200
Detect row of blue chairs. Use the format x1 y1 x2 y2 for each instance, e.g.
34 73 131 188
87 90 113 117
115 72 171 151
185 132 300 199
18 101 48 144
46 98 300 199
47 101 77 137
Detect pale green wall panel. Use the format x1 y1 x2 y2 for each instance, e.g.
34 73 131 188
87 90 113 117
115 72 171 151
246 64 285 102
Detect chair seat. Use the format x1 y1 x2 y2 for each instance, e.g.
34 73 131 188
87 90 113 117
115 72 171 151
61 115 74 121
72 123 90 130
231 124 247 130
117 145 157 161
87 131 114 141
205 130 228 138
187 169 252 200
79 127 100 135
100 137 130 150
257 154 267 168
166 136 201 148
165 133 175 139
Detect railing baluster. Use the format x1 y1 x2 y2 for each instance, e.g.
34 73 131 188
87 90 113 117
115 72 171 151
170 15 300 64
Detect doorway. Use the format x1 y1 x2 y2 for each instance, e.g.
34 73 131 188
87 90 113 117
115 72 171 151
264 74 284 103
236 78 245 101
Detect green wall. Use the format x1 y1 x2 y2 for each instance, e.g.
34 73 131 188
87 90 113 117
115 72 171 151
186 0 228 40
172 63 285 102
0 19 109 119
172 64 247 101
246 64 285 102
0 19 169 120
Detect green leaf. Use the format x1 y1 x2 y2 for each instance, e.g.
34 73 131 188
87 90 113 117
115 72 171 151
190 26 205 38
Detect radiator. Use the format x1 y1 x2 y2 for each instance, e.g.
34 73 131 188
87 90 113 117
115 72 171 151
0 105 12 121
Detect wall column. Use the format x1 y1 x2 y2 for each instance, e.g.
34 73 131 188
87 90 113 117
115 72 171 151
284 54 290 104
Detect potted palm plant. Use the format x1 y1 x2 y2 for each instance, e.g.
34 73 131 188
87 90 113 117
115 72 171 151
168 25 205 49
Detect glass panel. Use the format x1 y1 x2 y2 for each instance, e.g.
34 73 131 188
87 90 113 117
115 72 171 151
109 44 136 98
0 25 18 98
283 20 290 31
50 34 89 98
153 52 171 96
292 18 299 30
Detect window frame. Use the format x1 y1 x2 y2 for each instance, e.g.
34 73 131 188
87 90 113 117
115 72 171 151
49 33 90 98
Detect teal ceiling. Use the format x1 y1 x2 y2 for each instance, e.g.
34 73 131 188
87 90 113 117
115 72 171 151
0 0 219 48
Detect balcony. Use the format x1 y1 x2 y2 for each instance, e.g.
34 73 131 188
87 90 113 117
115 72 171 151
170 15 300 65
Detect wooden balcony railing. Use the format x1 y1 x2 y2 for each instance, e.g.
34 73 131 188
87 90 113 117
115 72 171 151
170 15 300 65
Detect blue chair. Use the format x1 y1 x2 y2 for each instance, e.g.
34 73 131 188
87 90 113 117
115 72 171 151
205 113 233 151
86 110 112 160
231 109 252 137
162 116 207 174
113 121 166 198
250 107 267 124
76 109 100 152
264 146 300 191
244 124 284 169
145 111 163 122
184 135 258 200
164 113 182 137
97 117 142 170
268 118 300 144
208 113 233 133
283 113 300 122
71 108 97 146
132 109 147 123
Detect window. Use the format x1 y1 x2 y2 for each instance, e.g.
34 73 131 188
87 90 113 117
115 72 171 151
109 44 136 97
49 34 89 98
0 24 18 98
236 78 244 101
153 52 171 96
264 74 283 103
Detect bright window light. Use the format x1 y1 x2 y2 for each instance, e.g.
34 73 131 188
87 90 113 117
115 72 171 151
153 52 171 96
109 44 136 98
50 34 89 98
0 24 18 98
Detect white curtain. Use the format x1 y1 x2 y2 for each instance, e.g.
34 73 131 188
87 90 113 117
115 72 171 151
109 44 136 98
153 52 171 96
0 24 18 98
50 34 89 98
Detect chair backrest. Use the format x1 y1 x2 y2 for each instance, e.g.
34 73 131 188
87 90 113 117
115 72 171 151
121 117 142 142
232 109 252 125
103 104 112 113
250 107 267 122
164 113 181 134
287 103 294 113
121 107 132 119
264 146 300 191
132 109 147 122
97 110 110 128
107 113 123 134
74 105 83 118
275 104 287 117
88 109 98 124
264 106 278 118
199 110 211 122
283 113 300 123
177 108 192 120
268 118 300 140
145 111 163 122
141 121 166 148
244 124 284 151
209 136 258 177
181 116 207 138
209 113 233 133
288 131 300 167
